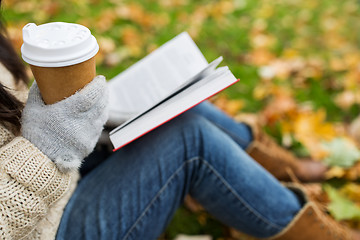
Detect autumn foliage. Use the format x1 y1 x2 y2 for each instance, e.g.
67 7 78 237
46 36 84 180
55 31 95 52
3 0 360 238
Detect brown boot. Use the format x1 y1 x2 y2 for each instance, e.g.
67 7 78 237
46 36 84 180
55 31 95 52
236 114 327 182
269 183 360 240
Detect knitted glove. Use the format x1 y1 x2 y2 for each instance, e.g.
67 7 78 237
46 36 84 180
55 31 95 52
21 75 109 172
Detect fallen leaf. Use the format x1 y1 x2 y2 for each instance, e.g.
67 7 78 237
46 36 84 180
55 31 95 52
212 96 244 117
247 49 275 66
341 183 360 203
325 166 346 179
95 9 117 33
224 99 244 116
121 27 144 57
322 138 360 168
253 84 270 100
208 0 235 19
325 185 360 221
330 57 347 72
159 0 188 9
262 88 297 124
344 162 360 180
294 109 336 147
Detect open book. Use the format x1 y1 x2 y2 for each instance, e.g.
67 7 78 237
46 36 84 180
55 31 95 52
108 32 239 150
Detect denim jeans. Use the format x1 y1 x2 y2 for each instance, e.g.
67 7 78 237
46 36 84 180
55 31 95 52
56 102 301 240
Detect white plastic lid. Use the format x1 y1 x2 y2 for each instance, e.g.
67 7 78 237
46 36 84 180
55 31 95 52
21 22 99 67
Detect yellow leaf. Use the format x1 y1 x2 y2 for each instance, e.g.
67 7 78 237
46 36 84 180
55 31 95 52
344 70 360 90
330 58 347 72
253 84 269 100
325 166 346 179
121 27 144 57
294 109 336 144
95 9 117 33
224 99 244 116
289 109 337 160
208 0 235 19
344 53 360 69
282 49 300 59
159 0 188 8
212 96 244 116
345 162 360 181
262 87 297 123
248 49 275 66
341 183 360 203
256 5 274 19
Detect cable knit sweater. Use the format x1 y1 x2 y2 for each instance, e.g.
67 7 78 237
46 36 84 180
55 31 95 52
0 63 78 239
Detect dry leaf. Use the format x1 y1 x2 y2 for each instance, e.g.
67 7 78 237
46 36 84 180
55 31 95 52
247 49 275 66
294 109 336 145
159 0 188 9
326 185 360 221
326 166 346 179
121 27 144 57
341 183 360 203
322 137 360 168
95 9 117 33
262 88 297 124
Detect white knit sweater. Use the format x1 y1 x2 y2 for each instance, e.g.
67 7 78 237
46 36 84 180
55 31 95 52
0 64 78 240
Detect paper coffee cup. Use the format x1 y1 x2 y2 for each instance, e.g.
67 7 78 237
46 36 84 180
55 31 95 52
21 22 99 104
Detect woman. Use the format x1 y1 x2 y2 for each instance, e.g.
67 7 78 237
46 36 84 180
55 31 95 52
0 6 358 240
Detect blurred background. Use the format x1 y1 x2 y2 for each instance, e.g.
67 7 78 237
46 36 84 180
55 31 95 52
2 0 360 239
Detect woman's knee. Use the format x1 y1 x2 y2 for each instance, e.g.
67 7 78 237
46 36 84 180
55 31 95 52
122 112 211 156
169 112 214 140
134 112 215 158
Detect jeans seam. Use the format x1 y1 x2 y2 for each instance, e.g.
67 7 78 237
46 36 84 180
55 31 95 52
122 157 200 240
198 158 284 231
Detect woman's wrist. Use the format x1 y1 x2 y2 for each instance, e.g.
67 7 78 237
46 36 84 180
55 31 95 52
21 76 109 172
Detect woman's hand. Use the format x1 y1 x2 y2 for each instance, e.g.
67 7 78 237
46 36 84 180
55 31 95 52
21 75 109 172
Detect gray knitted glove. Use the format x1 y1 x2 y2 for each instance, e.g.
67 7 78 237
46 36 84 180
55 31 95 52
21 75 109 172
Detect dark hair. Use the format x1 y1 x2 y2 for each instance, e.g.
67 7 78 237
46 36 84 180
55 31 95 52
0 1 29 131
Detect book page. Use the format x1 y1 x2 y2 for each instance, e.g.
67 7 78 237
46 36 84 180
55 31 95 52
114 57 223 130
109 67 239 149
108 32 209 116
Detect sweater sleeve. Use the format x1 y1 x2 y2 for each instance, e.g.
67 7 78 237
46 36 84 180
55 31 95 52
0 136 71 240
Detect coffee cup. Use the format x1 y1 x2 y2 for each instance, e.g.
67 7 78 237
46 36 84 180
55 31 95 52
21 22 99 104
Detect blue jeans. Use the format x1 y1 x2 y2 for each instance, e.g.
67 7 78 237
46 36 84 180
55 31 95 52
56 102 301 240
